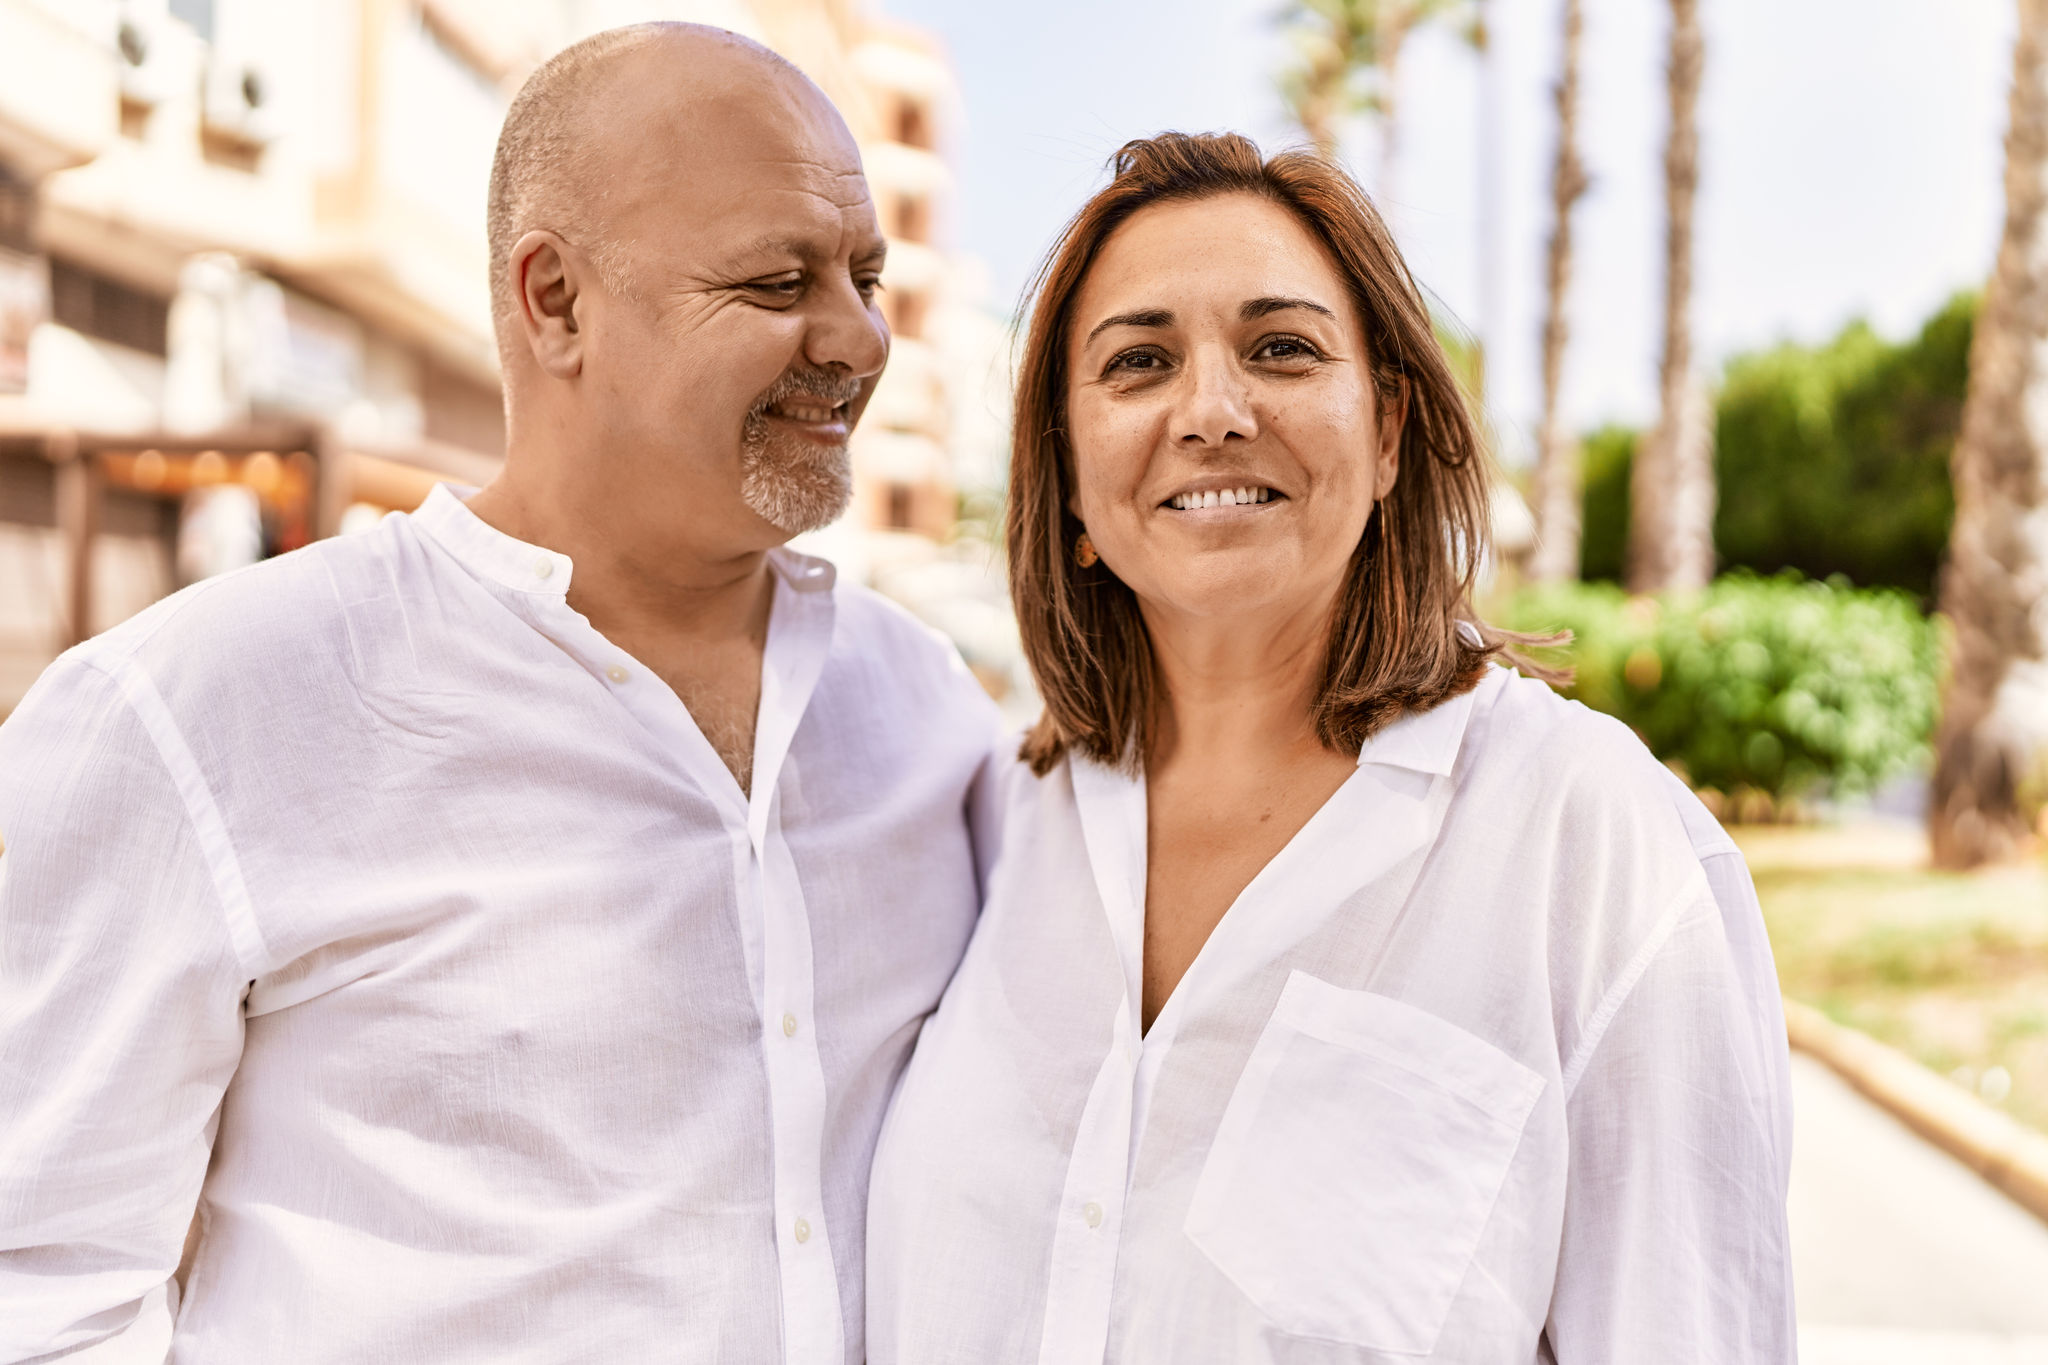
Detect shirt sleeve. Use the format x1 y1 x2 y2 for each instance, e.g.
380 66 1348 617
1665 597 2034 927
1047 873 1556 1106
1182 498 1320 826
0 654 251 1361
1542 880 1797 1364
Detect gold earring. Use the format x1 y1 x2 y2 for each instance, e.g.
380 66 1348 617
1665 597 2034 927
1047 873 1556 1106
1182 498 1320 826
1073 532 1099 568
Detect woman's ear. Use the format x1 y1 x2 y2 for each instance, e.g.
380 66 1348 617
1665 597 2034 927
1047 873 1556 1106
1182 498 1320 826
1374 376 1408 500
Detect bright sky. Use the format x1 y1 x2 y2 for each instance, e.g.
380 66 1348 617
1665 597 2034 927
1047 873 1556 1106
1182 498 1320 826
878 0 2014 463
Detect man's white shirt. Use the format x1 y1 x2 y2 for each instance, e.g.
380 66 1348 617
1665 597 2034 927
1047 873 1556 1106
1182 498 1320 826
0 484 999 1364
867 666 1797 1364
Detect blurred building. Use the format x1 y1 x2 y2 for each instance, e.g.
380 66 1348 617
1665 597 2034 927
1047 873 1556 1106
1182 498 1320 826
0 0 1004 712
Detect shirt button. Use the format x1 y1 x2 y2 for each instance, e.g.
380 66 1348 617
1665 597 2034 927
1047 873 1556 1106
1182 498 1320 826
1083 1201 1103 1229
532 557 554 580
793 1217 811 1244
604 664 629 684
781 1012 798 1038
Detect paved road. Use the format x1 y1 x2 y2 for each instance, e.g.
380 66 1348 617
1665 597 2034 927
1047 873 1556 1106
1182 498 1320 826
74 1050 2048 1363
1791 1050 2048 1363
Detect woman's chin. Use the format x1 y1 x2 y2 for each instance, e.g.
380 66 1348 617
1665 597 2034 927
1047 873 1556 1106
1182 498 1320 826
1131 560 1327 627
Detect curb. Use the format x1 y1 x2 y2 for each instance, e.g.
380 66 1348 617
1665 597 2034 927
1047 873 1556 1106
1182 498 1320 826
1785 998 2048 1227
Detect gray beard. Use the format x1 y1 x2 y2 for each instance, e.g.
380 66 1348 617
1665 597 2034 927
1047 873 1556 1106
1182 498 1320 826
737 412 854 536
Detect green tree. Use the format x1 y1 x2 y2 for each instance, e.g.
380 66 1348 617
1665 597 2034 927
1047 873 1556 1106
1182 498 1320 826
1577 296 1973 598
1278 0 1472 207
1716 296 1970 600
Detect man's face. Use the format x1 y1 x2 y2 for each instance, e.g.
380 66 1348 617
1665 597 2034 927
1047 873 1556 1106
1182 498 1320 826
576 67 890 551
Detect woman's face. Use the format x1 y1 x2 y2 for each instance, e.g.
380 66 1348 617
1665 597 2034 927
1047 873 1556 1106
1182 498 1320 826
1064 193 1401 631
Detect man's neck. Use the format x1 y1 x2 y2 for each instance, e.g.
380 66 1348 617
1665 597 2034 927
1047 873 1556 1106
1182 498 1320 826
466 471 775 643
466 469 781 794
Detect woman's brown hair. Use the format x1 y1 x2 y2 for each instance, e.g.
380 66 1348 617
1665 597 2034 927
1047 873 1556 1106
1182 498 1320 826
1010 131 1533 776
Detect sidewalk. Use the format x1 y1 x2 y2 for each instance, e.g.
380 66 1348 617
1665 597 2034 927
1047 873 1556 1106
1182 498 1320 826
1791 1051 2048 1362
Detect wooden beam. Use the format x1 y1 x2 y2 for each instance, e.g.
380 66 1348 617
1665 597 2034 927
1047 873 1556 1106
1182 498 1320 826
312 424 351 541
49 429 97 648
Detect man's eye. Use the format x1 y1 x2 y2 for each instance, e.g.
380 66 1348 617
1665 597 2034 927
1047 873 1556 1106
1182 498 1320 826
749 277 804 301
856 276 884 299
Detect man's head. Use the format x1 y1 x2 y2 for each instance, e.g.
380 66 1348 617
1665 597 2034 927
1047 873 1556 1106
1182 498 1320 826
486 24 888 552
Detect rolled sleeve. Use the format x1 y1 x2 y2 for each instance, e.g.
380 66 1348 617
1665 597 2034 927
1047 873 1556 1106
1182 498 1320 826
0 654 249 1360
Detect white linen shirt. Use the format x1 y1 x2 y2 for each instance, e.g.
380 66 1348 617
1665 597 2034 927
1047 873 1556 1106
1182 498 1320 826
867 666 1796 1365
0 484 999 1364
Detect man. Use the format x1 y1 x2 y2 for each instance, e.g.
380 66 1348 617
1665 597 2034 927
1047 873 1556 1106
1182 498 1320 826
0 25 997 1362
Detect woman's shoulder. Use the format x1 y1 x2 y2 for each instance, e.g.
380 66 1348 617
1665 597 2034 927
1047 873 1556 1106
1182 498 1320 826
1462 666 1678 814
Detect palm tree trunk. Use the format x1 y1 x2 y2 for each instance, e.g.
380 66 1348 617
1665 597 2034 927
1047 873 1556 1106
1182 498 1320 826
1528 0 1589 583
1375 1 1413 223
1929 0 2048 869
1627 0 1710 592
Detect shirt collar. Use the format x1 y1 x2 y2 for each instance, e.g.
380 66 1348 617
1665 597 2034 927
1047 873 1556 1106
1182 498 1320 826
1353 666 1502 776
409 483 574 597
408 482 839 597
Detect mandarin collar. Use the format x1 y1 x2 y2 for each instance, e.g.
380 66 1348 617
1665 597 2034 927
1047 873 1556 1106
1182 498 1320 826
408 482 839 598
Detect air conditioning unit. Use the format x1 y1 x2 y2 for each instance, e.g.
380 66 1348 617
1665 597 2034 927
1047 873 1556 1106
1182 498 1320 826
114 0 201 108
202 52 276 147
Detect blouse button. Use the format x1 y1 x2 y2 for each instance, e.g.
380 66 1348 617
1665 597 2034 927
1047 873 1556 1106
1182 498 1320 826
532 557 554 580
781 1012 798 1038
1083 1201 1103 1229
604 664 629 684
793 1217 812 1244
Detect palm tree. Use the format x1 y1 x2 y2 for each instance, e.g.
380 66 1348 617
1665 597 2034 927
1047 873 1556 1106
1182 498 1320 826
1929 0 2048 869
1527 0 1590 583
1626 0 1712 593
1278 0 1470 215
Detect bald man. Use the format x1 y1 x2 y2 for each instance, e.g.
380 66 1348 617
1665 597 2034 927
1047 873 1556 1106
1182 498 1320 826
0 25 998 1363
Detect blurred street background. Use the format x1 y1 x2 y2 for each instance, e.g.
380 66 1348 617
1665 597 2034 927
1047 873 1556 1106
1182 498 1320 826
2 1 2046 1361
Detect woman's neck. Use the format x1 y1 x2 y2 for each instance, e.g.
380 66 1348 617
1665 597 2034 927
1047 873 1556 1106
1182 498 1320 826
1141 593 1338 774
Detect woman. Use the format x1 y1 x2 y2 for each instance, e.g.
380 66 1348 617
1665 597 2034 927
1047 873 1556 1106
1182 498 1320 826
867 133 1793 1363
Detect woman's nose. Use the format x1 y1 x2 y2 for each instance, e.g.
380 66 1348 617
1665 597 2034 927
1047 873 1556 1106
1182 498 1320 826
1174 353 1258 447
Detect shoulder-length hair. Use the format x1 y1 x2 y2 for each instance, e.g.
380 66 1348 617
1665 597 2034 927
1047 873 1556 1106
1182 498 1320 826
1010 131 1531 777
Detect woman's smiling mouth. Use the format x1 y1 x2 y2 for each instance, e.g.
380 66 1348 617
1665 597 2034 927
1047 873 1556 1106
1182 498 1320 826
1163 485 1283 512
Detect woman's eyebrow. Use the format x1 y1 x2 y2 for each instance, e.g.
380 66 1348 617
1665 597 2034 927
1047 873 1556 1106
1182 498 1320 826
1085 308 1174 345
1240 295 1337 321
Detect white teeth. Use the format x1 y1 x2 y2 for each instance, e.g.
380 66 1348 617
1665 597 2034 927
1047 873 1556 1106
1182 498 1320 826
1168 486 1282 509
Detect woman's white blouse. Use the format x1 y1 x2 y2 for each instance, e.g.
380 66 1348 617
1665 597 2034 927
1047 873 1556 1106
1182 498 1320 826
866 667 1796 1364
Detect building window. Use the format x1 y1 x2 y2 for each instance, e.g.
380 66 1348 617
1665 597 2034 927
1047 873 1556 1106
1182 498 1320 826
889 289 927 341
0 166 33 254
893 194 930 244
885 481 916 530
894 100 932 150
49 260 170 357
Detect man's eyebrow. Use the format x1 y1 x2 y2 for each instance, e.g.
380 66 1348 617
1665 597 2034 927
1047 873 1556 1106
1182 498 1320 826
1085 309 1174 346
1240 295 1337 322
726 234 889 272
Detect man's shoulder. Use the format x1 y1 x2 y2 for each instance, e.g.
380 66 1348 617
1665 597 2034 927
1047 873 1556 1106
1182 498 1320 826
75 517 418 706
827 579 995 704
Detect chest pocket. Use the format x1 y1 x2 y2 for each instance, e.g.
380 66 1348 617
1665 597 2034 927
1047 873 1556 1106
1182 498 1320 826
1184 970 1543 1354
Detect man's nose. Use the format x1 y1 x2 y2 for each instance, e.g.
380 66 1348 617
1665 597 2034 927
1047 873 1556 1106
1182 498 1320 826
803 274 890 378
1174 350 1259 448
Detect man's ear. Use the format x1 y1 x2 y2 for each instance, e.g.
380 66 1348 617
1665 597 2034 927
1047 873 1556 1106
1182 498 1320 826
511 230 584 380
1374 376 1408 500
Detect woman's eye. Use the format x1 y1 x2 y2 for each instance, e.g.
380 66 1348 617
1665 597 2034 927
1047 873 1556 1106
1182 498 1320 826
1257 335 1321 362
1105 349 1164 375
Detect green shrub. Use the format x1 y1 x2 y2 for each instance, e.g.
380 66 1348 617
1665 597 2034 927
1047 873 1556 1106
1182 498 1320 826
1574 293 1972 600
1497 572 1940 802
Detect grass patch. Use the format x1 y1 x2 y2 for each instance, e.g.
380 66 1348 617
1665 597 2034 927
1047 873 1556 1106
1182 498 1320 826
1738 823 2048 1132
